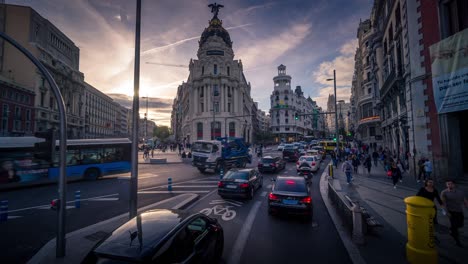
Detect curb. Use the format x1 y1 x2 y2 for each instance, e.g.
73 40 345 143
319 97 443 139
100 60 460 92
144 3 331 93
28 193 199 264
319 161 366 264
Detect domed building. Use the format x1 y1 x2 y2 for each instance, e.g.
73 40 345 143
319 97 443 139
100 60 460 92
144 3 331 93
171 4 255 144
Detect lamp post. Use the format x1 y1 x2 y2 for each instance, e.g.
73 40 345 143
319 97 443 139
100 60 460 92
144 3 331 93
338 100 345 138
327 70 339 149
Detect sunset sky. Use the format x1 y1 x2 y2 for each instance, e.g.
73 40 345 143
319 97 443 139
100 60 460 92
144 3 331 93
8 0 373 126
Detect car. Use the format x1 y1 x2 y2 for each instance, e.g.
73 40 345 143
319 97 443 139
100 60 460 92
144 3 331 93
83 209 224 264
282 144 299 162
306 149 322 162
218 168 263 199
296 155 320 172
277 143 285 151
258 156 286 173
310 145 325 156
268 176 313 217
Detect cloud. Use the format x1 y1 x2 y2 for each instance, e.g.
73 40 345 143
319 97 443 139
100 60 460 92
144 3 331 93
311 38 357 108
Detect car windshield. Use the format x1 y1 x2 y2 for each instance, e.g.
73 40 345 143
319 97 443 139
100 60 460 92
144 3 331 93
224 171 249 180
283 144 294 149
261 158 275 163
275 179 307 193
192 142 213 153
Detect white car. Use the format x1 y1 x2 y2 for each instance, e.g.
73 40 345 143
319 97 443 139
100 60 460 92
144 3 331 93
277 144 285 151
296 155 320 172
306 150 322 162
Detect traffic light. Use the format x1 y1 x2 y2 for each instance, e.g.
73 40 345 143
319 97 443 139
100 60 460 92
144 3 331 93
294 112 299 120
333 137 337 142
34 128 56 162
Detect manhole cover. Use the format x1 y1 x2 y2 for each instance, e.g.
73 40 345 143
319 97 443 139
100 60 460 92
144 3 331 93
85 231 109 242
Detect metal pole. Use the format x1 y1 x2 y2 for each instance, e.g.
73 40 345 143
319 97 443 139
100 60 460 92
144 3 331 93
334 70 339 150
145 96 148 139
130 0 141 219
0 31 68 257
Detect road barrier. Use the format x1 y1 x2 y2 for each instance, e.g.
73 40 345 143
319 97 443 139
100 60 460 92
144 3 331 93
168 178 173 192
0 200 8 222
328 164 334 178
220 167 224 179
75 190 81 208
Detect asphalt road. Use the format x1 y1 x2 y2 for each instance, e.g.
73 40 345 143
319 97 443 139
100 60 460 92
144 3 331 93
186 150 351 264
0 148 350 264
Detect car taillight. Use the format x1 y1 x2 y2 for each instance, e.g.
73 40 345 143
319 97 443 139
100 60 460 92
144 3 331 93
301 197 312 204
296 161 300 166
240 183 249 188
258 163 263 167
312 162 316 166
269 193 280 201
271 163 276 167
218 181 224 187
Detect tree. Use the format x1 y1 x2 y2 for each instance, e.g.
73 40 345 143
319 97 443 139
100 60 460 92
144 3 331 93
153 125 170 141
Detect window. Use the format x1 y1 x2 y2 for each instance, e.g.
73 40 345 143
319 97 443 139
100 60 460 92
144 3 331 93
200 102 204 112
15 106 20 119
276 128 279 131
202 66 204 75
214 64 217 75
229 122 235 137
214 102 220 113
443 0 468 37
361 103 373 119
285 127 290 131
285 119 289 124
41 92 45 107
228 103 231 112
228 87 232 97
14 120 21 131
227 66 230 76
199 88 204 97
369 126 376 137
213 85 219 96
211 121 221 138
50 97 54 109
197 122 203 139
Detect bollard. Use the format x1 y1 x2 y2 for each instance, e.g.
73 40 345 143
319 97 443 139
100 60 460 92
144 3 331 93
220 167 224 180
168 178 172 192
404 196 437 264
0 200 8 222
75 190 81 208
328 164 334 178
351 201 365 245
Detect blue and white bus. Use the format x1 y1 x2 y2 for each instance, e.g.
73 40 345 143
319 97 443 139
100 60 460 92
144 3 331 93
0 137 131 184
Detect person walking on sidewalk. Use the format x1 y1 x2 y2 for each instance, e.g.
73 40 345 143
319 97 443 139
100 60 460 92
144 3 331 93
364 155 372 175
424 159 433 179
397 159 405 183
342 157 353 184
441 179 468 247
416 178 443 225
372 150 379 167
352 155 360 174
390 162 401 189
417 157 426 183
331 151 337 168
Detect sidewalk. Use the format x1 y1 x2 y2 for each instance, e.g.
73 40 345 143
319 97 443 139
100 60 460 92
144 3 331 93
138 150 192 164
327 162 468 264
28 193 199 264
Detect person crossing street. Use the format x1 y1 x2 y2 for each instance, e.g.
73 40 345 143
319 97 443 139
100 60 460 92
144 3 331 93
441 179 468 247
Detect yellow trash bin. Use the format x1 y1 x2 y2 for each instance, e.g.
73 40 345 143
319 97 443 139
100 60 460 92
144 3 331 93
404 196 437 264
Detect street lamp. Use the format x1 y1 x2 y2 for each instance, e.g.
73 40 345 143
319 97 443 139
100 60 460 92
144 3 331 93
326 69 340 149
338 100 345 138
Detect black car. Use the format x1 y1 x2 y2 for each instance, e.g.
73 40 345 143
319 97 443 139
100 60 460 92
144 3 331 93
258 156 286 173
83 209 224 264
218 168 263 199
282 147 299 162
268 176 312 218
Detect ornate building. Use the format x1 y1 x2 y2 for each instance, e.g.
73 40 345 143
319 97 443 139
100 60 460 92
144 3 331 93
171 4 254 143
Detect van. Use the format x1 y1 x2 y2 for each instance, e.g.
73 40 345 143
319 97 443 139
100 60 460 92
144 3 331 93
319 141 345 154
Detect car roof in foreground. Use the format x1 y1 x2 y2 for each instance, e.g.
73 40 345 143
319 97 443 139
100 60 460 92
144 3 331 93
94 209 193 260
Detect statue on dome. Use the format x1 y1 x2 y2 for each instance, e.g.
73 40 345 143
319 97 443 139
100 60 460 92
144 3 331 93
208 3 224 18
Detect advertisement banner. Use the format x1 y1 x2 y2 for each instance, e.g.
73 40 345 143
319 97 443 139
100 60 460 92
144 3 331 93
429 28 468 114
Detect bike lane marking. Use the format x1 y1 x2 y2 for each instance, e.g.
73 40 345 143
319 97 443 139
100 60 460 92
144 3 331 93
227 200 262 264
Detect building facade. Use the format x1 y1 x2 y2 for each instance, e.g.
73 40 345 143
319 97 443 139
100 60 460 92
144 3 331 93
270 65 323 142
171 6 255 144
0 4 85 138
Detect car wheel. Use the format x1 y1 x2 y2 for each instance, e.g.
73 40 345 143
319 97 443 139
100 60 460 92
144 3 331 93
198 167 206 173
84 168 100 180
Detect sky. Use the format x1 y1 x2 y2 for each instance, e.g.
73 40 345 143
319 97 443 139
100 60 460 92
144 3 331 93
8 0 373 126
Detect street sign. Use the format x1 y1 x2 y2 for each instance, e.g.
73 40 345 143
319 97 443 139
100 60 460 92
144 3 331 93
339 135 343 140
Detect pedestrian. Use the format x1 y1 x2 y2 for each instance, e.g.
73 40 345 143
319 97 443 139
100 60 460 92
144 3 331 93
331 151 337 168
441 179 468 247
364 155 372 174
416 178 443 225
341 156 353 184
151 148 154 158
352 155 360 174
372 150 379 167
424 159 433 180
390 162 401 189
417 157 426 183
397 159 405 183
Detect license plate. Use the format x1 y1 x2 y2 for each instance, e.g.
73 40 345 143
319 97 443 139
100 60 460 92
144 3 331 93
282 199 298 205
226 185 237 189
196 162 202 166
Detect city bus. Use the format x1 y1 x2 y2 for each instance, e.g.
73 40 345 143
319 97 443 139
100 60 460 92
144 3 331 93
0 137 131 184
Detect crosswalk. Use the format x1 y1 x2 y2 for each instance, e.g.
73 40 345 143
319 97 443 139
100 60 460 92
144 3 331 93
138 176 220 195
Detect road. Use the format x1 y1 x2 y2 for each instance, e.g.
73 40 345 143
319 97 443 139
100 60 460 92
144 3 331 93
0 147 350 263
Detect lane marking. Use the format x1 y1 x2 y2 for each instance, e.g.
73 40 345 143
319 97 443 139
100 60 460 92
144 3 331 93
5 193 118 214
7 215 22 219
88 197 120 201
228 201 262 264
139 174 159 179
260 191 267 197
138 190 210 194
209 200 243 207
184 189 218 211
171 193 199 210
153 185 217 188
192 180 221 183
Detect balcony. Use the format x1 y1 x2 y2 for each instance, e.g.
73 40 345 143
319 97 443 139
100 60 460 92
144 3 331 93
358 93 373 105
